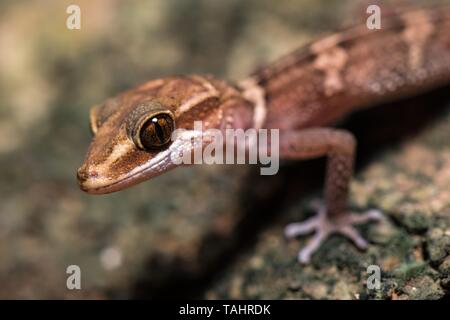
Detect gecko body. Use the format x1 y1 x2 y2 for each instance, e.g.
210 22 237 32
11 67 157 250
78 5 450 263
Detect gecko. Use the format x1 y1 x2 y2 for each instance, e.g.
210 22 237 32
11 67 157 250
77 5 450 264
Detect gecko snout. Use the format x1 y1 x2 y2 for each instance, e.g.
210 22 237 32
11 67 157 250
77 165 100 191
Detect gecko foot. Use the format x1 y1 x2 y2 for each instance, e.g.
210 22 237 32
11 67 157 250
284 202 382 264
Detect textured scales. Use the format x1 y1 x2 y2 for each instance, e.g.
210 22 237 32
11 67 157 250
254 5 450 129
78 5 450 263
78 75 254 193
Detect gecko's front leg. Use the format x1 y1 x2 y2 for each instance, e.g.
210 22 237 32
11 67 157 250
280 128 382 264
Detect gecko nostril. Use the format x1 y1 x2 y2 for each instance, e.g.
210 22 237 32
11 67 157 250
89 169 99 178
76 168 88 183
77 166 99 183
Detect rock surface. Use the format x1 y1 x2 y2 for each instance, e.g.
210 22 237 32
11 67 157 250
206 104 450 299
0 0 448 299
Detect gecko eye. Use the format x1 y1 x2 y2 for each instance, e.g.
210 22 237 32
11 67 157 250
135 112 175 150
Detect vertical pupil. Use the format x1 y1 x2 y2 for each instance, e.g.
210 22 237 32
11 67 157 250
138 113 174 149
152 117 166 143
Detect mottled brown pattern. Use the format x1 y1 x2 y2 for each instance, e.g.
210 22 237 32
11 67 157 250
78 75 252 192
251 5 450 130
78 4 450 263
279 128 355 216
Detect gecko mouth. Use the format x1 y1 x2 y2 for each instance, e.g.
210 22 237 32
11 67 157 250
77 140 185 194
78 129 205 194
77 164 172 194
77 147 179 194
76 152 178 195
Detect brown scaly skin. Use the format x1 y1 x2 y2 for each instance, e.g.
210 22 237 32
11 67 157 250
78 5 450 263
78 75 254 194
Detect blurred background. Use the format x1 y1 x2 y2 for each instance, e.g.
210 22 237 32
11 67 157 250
1 0 449 299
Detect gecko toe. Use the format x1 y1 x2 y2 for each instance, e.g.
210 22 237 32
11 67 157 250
284 216 319 238
297 231 328 264
286 207 383 264
339 225 369 249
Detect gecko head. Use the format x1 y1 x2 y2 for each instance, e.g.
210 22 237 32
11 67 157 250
77 75 243 194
